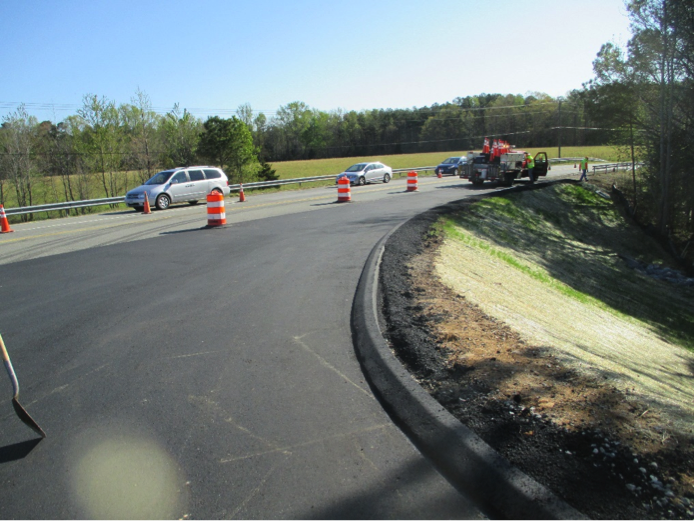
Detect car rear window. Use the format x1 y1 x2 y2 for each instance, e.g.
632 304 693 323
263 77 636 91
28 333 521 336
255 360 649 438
188 169 205 181
204 169 222 179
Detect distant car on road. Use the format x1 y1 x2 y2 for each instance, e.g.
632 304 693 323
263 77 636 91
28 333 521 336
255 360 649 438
125 166 230 211
335 162 392 186
434 157 463 176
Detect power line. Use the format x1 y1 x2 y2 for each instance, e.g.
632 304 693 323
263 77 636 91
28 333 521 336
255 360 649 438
1 100 563 121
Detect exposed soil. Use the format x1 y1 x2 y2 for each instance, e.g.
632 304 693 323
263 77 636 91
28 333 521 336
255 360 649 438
378 190 694 520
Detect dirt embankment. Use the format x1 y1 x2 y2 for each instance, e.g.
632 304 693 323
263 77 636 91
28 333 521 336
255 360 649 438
379 181 693 520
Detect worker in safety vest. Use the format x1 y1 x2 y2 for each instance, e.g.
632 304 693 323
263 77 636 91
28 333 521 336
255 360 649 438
579 156 589 181
525 153 535 183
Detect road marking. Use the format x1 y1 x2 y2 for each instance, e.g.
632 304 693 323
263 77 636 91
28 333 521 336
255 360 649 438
229 458 287 518
188 394 284 453
0 215 176 244
168 350 224 359
292 334 373 398
354 439 379 471
220 423 391 464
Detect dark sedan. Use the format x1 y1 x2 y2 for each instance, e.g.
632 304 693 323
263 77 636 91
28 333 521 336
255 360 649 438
434 156 462 176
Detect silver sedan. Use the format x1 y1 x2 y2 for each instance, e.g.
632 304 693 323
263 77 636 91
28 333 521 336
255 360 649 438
335 162 392 186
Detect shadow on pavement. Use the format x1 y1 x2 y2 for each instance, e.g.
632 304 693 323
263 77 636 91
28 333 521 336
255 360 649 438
299 453 486 520
0 438 42 464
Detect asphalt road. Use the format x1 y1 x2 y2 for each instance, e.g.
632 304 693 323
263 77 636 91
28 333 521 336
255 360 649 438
0 169 576 519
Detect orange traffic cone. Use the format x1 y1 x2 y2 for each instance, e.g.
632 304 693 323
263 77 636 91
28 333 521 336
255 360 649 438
239 184 246 203
437 170 442 179
143 192 151 214
0 205 14 233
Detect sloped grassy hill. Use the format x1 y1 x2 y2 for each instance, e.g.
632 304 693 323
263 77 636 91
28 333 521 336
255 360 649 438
434 183 693 430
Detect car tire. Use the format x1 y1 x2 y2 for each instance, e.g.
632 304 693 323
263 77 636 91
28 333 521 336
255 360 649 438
358 177 366 186
383 173 391 184
155 194 171 210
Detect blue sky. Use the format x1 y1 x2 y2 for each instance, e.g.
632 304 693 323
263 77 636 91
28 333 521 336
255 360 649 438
0 0 631 122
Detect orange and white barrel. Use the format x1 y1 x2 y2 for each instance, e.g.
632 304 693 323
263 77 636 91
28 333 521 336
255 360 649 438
406 171 418 192
337 175 351 203
206 192 226 227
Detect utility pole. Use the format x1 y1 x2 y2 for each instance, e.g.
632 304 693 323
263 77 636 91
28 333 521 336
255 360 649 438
557 98 562 158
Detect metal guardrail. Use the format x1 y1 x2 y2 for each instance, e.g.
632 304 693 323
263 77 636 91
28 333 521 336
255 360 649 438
1 162 644 217
5 196 125 216
549 157 605 163
4 167 438 216
592 162 643 174
227 174 335 192
227 166 435 192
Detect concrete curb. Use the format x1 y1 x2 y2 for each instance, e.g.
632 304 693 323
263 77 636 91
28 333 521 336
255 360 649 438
350 183 587 520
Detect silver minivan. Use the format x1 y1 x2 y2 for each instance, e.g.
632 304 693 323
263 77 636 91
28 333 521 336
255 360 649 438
125 166 231 211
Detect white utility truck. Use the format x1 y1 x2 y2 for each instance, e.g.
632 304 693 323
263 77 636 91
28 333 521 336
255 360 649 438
458 141 549 186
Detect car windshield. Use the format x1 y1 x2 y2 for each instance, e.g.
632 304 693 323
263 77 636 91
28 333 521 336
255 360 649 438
145 171 175 185
442 157 460 164
345 163 367 172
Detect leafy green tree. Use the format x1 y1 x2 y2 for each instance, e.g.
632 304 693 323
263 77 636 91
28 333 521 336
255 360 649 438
34 119 89 210
0 105 39 214
274 101 313 159
159 104 201 168
121 89 160 185
236 103 254 131
589 0 693 241
257 158 279 182
198 116 256 183
76 94 125 198
253 112 268 159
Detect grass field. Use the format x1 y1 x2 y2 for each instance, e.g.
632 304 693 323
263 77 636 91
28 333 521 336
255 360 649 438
269 146 623 180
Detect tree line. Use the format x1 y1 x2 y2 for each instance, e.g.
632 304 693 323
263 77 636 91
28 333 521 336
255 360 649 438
0 89 598 209
583 0 692 253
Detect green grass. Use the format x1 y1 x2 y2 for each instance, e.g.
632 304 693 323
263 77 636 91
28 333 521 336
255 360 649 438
441 218 622 311
438 184 693 350
268 146 622 179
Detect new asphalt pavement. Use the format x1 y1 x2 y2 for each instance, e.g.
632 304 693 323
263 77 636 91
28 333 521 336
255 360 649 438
0 170 577 518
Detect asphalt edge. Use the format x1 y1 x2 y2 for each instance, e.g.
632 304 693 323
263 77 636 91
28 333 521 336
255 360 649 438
350 181 587 520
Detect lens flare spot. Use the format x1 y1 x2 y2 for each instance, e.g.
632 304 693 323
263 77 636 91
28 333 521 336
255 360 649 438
72 434 182 519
